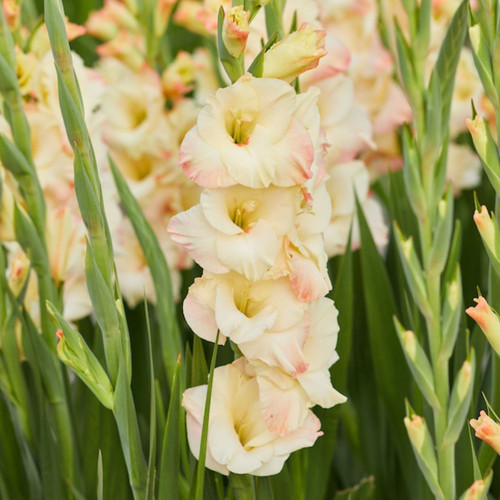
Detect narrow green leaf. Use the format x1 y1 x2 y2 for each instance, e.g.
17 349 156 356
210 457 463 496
113 361 148 499
158 356 182 500
356 198 414 481
110 157 183 385
144 300 157 500
194 332 220 500
191 335 208 388
85 240 121 384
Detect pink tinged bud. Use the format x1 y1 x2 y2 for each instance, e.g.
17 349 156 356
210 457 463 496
470 411 500 454
56 329 64 342
262 23 327 83
466 115 487 161
222 6 250 58
97 30 145 71
466 296 500 356
161 51 196 98
2 0 20 29
8 251 30 297
404 414 426 451
473 205 497 254
86 0 140 40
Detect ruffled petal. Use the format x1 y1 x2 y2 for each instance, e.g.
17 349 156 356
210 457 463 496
167 205 229 274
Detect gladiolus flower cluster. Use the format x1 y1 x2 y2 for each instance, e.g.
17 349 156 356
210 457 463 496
168 72 347 475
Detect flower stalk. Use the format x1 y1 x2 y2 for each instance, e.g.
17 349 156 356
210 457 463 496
393 1 469 497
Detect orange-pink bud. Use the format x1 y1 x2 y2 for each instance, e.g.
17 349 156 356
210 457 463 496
470 411 500 455
222 6 250 58
466 296 500 356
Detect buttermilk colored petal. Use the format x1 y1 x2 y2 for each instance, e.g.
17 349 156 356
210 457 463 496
251 186 302 236
167 206 229 274
183 385 230 475
327 161 369 215
209 413 246 467
248 277 306 332
250 455 290 477
298 368 346 408
272 116 314 186
251 77 296 141
179 127 235 188
220 124 277 187
256 366 310 436
302 297 340 369
295 184 332 235
199 187 243 235
215 282 277 343
216 220 281 281
288 244 330 302
183 277 225 344
294 87 321 138
272 411 322 456
239 317 310 376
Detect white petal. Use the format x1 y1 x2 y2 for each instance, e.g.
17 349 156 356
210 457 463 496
216 220 281 281
179 127 235 188
167 205 229 274
297 369 347 408
183 277 225 344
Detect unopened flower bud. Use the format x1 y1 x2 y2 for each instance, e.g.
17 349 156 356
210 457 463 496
469 25 481 55
2 0 20 29
473 205 499 258
55 323 114 410
263 24 326 83
470 411 500 455
7 251 30 297
467 115 488 162
461 473 492 500
161 51 196 98
86 0 140 41
222 6 250 58
404 414 426 451
466 296 500 356
97 30 145 71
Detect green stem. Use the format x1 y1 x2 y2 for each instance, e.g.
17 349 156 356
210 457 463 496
195 332 220 500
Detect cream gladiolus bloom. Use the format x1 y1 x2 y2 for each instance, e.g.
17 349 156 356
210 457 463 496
183 272 307 345
179 74 321 188
183 360 322 476
168 185 302 281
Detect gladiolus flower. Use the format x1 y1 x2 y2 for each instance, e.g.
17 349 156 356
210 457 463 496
183 360 322 476
178 74 319 189
168 185 302 281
